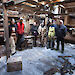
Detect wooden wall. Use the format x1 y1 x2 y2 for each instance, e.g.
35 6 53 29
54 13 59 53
69 18 75 25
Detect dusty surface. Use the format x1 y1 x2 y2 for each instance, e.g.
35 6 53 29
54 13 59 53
0 43 75 75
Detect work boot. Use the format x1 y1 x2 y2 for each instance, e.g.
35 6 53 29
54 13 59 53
53 48 56 50
11 52 16 56
51 47 54 50
61 49 64 54
17 47 22 51
61 50 64 54
55 48 59 51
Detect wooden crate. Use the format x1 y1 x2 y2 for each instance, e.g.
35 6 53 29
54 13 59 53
7 56 22 72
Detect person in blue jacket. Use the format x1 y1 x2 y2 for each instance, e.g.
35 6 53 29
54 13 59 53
30 21 38 47
55 20 67 53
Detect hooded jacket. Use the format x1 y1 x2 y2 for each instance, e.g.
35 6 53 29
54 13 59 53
30 24 38 36
55 24 67 38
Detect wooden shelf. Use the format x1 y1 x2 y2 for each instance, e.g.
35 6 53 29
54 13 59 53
0 28 4 32
0 14 19 18
66 25 75 28
0 32 4 35
8 14 19 18
0 18 4 21
0 31 4 32
0 23 3 26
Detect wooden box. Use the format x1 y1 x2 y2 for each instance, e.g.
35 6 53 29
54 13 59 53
7 56 22 72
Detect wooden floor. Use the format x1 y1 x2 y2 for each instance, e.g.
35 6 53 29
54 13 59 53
0 44 75 75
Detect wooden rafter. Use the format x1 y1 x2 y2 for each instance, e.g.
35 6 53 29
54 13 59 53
21 9 33 14
2 0 10 60
21 2 40 11
7 2 44 14
21 0 45 12
8 6 39 14
4 0 45 12
26 0 44 7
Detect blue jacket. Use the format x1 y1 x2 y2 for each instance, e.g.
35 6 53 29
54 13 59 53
30 24 38 36
55 24 67 38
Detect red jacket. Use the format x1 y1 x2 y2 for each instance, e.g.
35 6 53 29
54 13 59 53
17 22 24 35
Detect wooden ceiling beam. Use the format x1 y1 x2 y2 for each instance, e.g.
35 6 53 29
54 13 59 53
25 0 45 10
26 0 44 6
7 3 36 11
17 4 37 12
36 11 49 14
21 10 33 14
7 2 43 14
25 0 38 6
3 0 48 13
48 1 75 6
36 11 68 16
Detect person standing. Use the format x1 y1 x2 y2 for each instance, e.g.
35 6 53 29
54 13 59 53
38 22 46 47
55 20 67 53
46 21 52 49
16 18 25 50
48 21 55 50
9 19 16 55
30 21 38 47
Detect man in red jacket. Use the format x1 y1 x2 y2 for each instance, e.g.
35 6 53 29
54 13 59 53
16 18 25 50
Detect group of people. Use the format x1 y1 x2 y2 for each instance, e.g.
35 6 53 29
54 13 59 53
30 19 67 53
8 18 67 56
9 18 25 55
47 19 67 53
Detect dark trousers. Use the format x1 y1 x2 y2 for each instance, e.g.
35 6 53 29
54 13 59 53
57 38 64 52
33 36 37 47
16 34 24 48
51 38 55 49
40 35 44 47
47 37 51 48
47 37 54 49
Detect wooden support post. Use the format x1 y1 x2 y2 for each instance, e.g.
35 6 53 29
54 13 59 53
2 0 10 60
64 10 68 25
45 17 48 25
64 15 68 25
